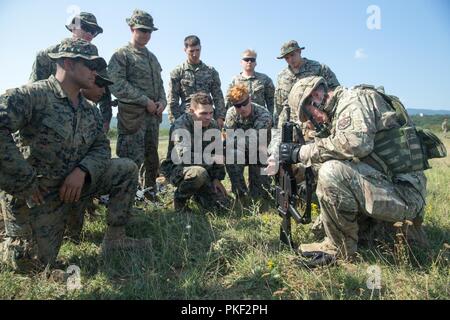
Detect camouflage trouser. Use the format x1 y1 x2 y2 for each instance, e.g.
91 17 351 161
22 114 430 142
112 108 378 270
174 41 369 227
117 114 160 190
226 163 271 199
170 166 226 208
316 160 426 258
1 158 138 270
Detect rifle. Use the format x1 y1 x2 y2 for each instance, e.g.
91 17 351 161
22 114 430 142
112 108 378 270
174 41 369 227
275 107 313 249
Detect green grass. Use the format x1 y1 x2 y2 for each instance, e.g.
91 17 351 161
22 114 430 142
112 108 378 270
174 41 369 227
0 131 449 300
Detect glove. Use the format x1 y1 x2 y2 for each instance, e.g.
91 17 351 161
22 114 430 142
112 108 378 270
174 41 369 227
279 143 301 164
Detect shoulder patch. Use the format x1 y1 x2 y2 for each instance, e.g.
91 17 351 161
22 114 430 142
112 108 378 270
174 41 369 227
338 116 352 130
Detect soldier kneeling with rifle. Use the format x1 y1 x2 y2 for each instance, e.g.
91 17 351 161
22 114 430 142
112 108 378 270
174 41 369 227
266 76 446 266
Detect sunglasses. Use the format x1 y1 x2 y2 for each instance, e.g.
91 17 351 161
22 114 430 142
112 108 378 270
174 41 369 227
81 23 100 37
233 96 250 108
79 59 99 71
242 57 256 63
136 28 152 34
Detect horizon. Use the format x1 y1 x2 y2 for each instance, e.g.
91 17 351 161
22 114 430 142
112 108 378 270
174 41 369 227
1 1 450 111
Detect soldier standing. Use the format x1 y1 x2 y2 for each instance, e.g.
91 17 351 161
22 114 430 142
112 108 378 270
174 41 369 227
274 40 339 126
0 39 149 272
225 49 275 115
225 84 273 204
167 35 226 128
267 76 429 263
29 12 103 82
108 9 166 200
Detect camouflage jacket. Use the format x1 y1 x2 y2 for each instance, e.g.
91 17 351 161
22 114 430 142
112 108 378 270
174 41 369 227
108 43 166 109
225 72 275 115
225 103 273 131
29 44 59 83
168 113 225 181
274 58 339 122
0 76 111 199
167 61 226 122
271 86 426 197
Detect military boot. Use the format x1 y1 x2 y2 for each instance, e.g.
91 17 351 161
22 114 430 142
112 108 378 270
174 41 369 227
100 226 152 255
174 197 192 213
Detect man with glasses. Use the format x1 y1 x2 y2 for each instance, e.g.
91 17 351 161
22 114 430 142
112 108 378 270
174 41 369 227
108 9 166 201
225 49 275 116
274 40 340 126
29 12 103 83
225 84 273 208
0 38 150 273
167 35 226 129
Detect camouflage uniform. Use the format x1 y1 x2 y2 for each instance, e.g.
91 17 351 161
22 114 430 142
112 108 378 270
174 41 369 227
274 41 339 125
278 77 427 259
167 61 226 122
108 10 166 191
225 72 275 115
164 113 227 209
0 40 138 270
29 12 103 83
29 13 112 126
225 103 272 198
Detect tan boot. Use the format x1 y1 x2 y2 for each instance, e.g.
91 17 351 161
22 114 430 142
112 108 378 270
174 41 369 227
100 226 152 255
300 237 338 256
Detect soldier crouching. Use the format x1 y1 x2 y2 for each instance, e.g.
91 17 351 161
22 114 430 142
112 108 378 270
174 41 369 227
161 92 229 213
224 84 273 206
0 38 150 273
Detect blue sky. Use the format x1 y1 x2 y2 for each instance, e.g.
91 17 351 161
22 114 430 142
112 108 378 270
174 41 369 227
0 0 449 109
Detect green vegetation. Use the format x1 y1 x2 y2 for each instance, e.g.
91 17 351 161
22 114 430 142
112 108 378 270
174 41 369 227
0 117 448 300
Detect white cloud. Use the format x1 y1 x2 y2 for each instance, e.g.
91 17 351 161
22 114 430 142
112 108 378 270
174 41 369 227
354 48 368 60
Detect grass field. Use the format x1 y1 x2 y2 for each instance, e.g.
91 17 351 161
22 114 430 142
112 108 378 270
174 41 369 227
0 132 448 300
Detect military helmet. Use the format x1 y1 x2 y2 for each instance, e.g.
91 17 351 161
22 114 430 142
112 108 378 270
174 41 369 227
48 38 107 71
65 12 103 35
288 76 327 122
126 9 158 31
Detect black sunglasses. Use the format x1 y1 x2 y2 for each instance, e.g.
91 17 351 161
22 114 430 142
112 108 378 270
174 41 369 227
242 57 256 63
136 28 152 33
80 59 99 71
81 23 100 37
233 96 250 108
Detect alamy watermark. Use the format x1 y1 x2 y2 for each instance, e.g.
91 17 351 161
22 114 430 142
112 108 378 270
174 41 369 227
170 121 274 175
366 265 382 290
367 5 381 30
66 5 82 30
66 264 82 291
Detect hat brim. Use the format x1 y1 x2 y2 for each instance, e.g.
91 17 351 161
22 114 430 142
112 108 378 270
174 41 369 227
48 53 107 71
65 21 103 34
95 74 114 87
277 46 305 59
126 19 158 31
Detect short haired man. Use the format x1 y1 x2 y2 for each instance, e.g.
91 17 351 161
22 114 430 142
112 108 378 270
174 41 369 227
225 49 275 115
167 35 226 129
163 92 228 212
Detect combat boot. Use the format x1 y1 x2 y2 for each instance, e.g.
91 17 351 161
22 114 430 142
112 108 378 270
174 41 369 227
300 237 338 256
100 226 152 255
174 197 192 213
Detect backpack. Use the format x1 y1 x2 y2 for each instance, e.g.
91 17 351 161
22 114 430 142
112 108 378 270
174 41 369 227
356 85 447 175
